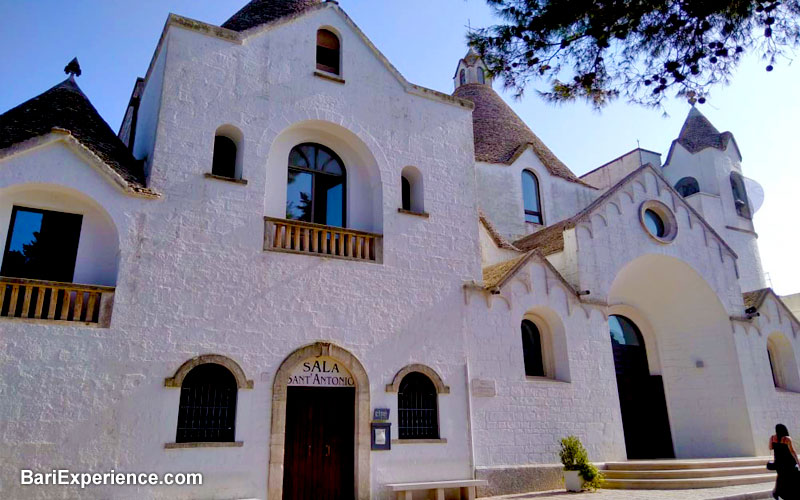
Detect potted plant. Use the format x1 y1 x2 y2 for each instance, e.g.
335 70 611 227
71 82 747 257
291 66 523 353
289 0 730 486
559 436 603 492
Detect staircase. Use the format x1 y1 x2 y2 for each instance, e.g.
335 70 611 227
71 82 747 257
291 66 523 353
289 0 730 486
602 457 775 490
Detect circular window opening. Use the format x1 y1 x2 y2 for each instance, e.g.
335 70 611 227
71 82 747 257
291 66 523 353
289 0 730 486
643 209 665 238
639 200 677 244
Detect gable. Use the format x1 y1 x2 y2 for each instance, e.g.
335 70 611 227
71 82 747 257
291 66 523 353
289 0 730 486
515 163 738 261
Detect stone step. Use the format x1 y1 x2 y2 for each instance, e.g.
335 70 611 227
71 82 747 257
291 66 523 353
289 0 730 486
602 474 776 490
603 465 770 479
604 457 771 471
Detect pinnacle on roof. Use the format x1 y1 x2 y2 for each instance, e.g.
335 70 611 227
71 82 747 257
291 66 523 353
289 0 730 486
64 57 81 77
676 106 732 154
0 76 146 188
221 0 322 32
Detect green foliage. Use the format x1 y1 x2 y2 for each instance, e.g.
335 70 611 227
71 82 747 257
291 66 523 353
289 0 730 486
468 0 800 108
559 436 605 491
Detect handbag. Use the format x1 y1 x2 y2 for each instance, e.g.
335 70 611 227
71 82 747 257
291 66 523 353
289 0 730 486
767 461 777 471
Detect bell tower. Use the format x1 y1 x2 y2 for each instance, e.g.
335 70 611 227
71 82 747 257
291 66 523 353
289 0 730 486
662 106 767 292
453 47 492 90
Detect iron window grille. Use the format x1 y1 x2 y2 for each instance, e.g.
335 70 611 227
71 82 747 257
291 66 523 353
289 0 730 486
176 363 238 443
398 372 439 439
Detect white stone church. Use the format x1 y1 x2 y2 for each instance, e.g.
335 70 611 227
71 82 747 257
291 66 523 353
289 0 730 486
1 1 798 499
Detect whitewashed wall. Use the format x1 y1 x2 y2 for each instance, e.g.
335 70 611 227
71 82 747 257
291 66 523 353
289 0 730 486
0 6 480 499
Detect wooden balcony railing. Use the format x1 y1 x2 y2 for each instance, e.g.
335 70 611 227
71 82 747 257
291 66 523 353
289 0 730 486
264 217 382 263
0 277 115 327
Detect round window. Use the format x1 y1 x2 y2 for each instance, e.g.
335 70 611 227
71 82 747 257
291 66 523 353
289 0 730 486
643 209 665 238
638 200 677 244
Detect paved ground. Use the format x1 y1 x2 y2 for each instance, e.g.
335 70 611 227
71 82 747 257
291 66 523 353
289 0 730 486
482 482 775 500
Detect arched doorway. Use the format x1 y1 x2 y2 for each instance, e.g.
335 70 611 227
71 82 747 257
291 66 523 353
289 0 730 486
609 315 674 459
269 342 370 500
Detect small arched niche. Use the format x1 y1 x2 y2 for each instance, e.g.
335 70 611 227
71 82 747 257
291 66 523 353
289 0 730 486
0 183 119 286
400 166 424 214
211 125 244 180
767 333 800 392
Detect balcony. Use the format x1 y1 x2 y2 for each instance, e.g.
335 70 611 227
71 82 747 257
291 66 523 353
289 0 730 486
0 277 114 327
264 217 382 263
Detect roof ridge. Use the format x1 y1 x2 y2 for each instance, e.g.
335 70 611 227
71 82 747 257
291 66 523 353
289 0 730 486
221 0 322 32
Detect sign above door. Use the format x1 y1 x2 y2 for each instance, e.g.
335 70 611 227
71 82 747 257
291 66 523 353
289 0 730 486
288 356 355 388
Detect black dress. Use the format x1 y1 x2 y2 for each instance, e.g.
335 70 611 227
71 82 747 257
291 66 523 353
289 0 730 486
774 438 800 500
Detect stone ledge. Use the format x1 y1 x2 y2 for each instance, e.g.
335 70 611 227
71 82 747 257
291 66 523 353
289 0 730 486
165 441 243 449
391 438 447 444
204 172 248 185
313 71 345 84
398 208 430 218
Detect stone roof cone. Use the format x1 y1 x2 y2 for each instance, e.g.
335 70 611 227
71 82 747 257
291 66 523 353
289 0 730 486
221 0 322 32
676 106 736 155
451 50 589 186
0 76 146 187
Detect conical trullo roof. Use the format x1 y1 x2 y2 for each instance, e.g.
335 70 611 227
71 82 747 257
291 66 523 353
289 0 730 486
0 78 146 187
453 83 589 186
676 107 734 154
221 0 322 32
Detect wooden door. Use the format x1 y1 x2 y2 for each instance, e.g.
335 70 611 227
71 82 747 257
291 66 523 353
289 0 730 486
283 386 355 500
612 339 674 459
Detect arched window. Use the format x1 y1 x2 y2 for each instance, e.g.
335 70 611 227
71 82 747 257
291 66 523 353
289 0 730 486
286 143 346 227
767 333 800 392
212 136 237 178
521 319 545 377
674 176 700 197
211 125 243 180
399 166 424 213
768 346 780 388
459 69 466 86
176 363 238 443
316 29 340 75
477 67 486 84
398 372 439 439
401 176 411 211
730 172 752 219
522 170 543 224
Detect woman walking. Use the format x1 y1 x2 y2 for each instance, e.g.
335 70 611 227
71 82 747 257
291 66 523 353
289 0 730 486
770 424 800 499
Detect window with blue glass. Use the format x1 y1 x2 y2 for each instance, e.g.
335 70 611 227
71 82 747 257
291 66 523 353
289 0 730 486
286 143 346 227
522 170 543 224
1 206 82 283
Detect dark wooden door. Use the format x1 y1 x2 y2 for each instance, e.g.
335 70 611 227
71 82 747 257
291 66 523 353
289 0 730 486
283 387 355 500
612 342 674 459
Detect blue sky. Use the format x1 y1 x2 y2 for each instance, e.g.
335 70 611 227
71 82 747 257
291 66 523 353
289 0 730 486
1 0 797 294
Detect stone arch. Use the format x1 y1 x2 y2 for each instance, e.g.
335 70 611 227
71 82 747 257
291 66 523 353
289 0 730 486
386 364 450 394
608 253 755 457
268 342 370 500
164 354 253 389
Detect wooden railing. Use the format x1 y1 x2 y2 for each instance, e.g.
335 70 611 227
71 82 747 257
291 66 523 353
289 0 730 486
264 217 382 263
0 277 115 327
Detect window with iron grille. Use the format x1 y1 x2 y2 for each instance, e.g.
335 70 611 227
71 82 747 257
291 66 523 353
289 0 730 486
398 372 439 439
176 363 238 443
